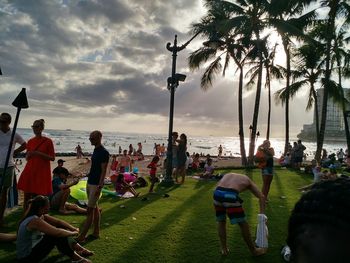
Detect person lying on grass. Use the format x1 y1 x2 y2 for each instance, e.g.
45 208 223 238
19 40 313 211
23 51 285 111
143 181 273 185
50 166 87 214
213 172 266 257
17 195 93 263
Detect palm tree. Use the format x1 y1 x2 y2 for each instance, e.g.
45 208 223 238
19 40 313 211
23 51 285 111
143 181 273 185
216 0 269 166
275 42 324 143
267 0 317 154
314 0 350 162
331 24 350 151
189 1 249 165
245 41 282 140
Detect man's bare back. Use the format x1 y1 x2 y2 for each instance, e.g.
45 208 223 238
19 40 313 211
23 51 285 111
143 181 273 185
217 173 252 193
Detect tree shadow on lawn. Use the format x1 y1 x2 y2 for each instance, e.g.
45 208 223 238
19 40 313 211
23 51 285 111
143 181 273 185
112 182 215 262
84 183 182 234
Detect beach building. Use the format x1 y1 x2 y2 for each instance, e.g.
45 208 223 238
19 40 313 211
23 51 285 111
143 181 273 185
298 88 350 142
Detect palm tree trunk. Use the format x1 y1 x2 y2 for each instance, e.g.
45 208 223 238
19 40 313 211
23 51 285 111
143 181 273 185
248 60 263 166
282 39 290 155
311 86 320 143
266 69 271 140
315 1 337 162
337 64 350 152
238 67 247 166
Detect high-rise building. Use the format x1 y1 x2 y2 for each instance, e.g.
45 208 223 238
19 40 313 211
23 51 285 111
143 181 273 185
297 88 350 142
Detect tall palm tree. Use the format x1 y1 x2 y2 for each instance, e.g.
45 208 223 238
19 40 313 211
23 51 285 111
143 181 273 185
216 0 268 166
267 0 317 154
189 2 249 165
245 41 282 140
314 0 350 162
275 42 324 143
331 25 350 151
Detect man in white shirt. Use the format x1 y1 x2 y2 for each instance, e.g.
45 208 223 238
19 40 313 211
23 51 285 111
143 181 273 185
0 113 26 226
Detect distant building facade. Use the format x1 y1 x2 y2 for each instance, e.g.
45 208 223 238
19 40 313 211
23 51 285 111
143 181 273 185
297 88 350 142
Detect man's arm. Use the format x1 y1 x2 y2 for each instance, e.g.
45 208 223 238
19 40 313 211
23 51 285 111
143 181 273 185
95 161 108 196
248 180 265 214
14 142 27 156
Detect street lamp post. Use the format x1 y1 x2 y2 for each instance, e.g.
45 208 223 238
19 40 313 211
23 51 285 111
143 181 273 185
163 34 200 185
162 32 223 185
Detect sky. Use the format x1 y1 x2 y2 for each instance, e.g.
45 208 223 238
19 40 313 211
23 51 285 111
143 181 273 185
0 0 330 138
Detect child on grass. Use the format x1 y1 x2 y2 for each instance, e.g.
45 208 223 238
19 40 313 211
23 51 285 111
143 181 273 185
147 155 160 193
115 173 140 197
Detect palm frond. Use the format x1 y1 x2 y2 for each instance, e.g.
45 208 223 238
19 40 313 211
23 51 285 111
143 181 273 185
200 56 222 90
188 48 218 71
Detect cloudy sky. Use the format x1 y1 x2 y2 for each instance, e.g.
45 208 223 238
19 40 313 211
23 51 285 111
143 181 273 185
0 0 319 138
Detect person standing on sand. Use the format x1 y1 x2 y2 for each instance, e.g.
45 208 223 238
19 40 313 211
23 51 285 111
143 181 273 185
76 130 109 243
213 173 266 257
218 145 223 159
75 144 83 159
18 119 55 210
0 112 27 226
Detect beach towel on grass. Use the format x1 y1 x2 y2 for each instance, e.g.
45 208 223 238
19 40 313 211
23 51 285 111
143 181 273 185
255 213 268 248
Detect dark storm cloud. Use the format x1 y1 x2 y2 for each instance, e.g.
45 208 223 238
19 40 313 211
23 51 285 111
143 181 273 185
0 0 313 135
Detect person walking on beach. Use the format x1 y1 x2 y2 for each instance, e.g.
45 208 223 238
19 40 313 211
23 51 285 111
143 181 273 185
75 144 83 159
76 130 109 243
213 173 266 257
257 140 275 202
18 119 55 210
0 113 27 226
218 145 223 159
337 148 345 164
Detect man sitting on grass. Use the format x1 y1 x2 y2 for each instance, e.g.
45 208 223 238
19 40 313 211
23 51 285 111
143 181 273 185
50 167 87 214
213 173 266 257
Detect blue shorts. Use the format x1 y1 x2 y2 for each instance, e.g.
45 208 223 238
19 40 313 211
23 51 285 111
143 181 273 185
213 187 246 224
262 167 273 175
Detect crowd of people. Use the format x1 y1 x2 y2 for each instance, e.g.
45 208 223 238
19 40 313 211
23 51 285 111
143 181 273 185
1 110 350 262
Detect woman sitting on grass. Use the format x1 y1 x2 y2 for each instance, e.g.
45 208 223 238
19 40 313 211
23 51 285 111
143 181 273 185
16 195 93 263
115 173 140 197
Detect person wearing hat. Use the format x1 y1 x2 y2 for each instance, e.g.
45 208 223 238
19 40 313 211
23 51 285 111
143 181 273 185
50 166 87 214
52 159 65 175
0 112 26 226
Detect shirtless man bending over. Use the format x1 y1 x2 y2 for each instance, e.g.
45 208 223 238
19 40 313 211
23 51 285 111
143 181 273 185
213 173 266 257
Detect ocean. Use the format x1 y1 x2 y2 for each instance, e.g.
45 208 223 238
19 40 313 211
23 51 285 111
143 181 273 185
17 128 347 160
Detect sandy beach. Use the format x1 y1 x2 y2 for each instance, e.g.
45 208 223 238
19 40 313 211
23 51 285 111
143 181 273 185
53 155 244 176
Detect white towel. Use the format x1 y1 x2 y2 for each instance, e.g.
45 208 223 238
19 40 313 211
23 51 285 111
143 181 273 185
255 213 268 248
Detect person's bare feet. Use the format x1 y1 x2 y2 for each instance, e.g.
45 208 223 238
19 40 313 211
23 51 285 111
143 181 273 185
252 247 267 256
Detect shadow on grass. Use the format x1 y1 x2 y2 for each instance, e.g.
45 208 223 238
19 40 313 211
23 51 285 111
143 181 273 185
87 183 182 234
112 182 214 262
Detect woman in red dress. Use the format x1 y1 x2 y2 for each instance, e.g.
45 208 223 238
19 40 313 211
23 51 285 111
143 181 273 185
18 119 55 209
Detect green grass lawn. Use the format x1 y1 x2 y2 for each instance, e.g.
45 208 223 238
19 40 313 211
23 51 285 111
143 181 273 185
0 167 313 263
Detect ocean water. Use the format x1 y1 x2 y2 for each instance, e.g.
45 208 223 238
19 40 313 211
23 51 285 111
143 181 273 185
17 128 347 160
